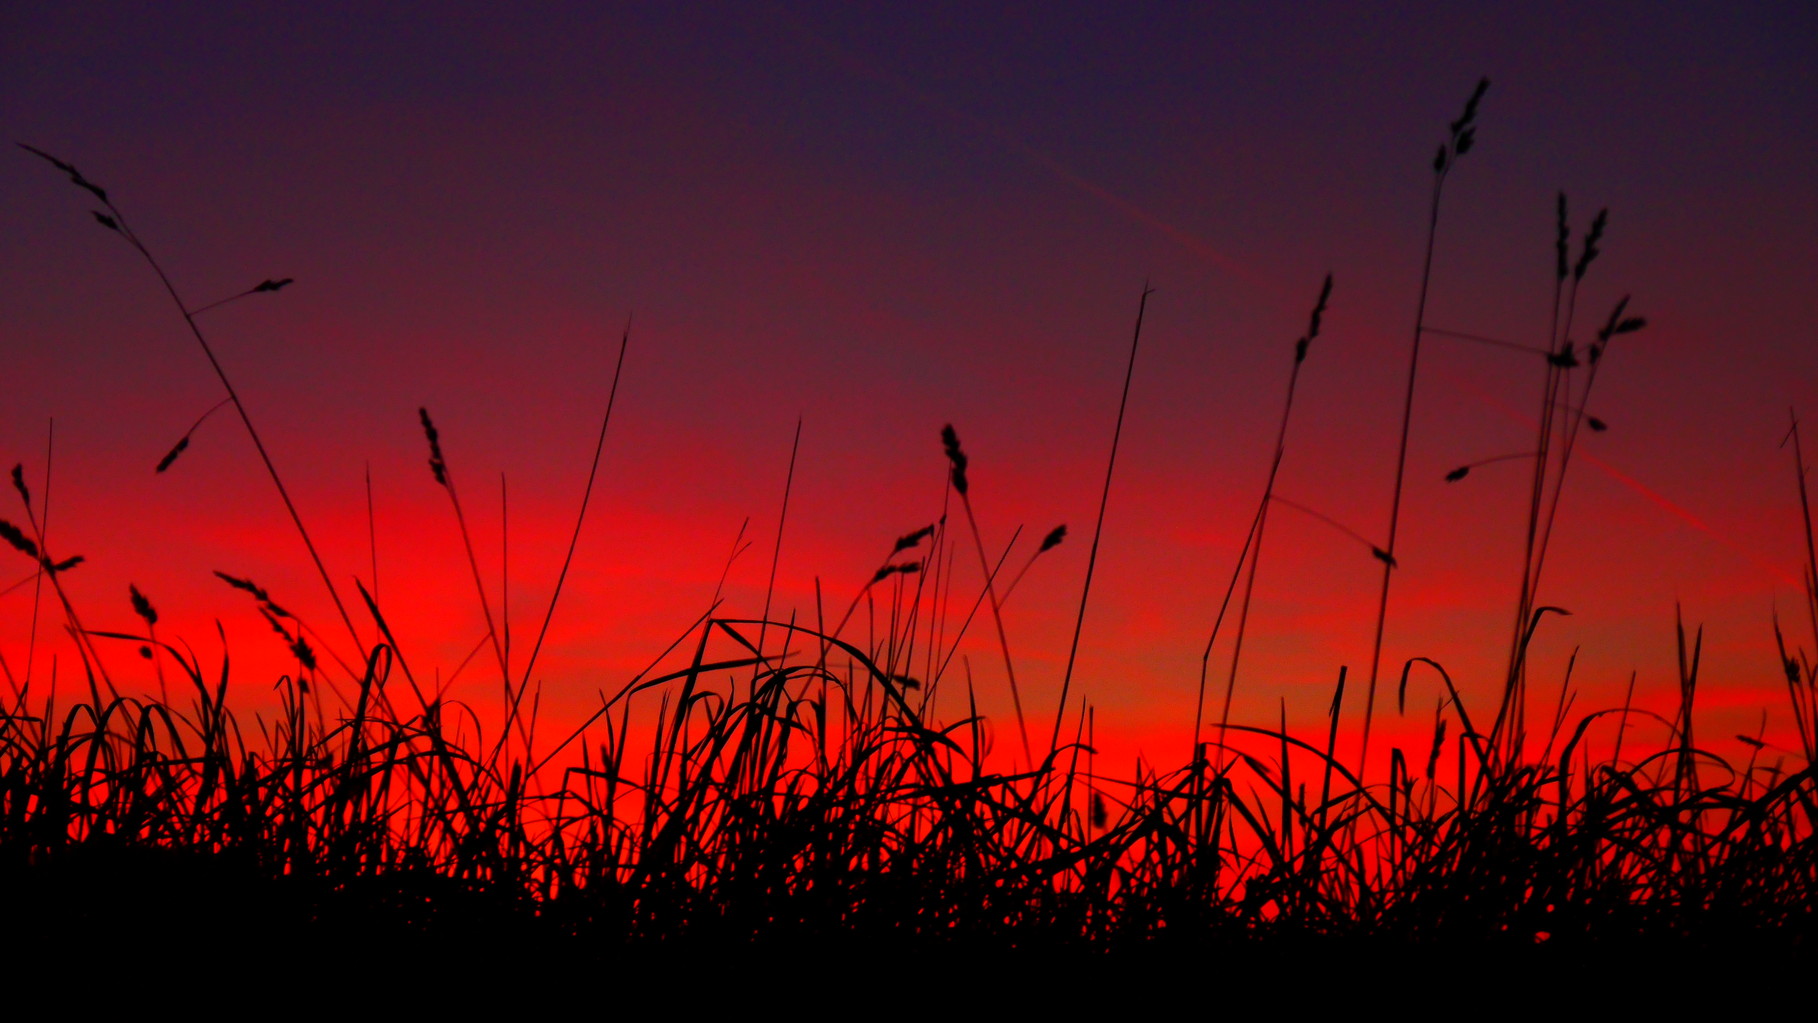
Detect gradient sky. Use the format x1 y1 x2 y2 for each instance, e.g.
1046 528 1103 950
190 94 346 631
4 2 1816 768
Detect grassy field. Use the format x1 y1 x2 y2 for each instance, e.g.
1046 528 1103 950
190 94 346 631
4 83 1814 970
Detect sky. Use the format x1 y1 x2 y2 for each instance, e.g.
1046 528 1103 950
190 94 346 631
3 2 1816 770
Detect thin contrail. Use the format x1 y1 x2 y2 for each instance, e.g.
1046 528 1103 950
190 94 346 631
785 13 1787 589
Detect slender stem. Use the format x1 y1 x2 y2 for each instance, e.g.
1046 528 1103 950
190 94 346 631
24 420 51 689
519 317 632 687
959 494 1031 767
1361 168 1447 773
1215 291 1321 748
501 471 511 681
754 417 803 671
1193 499 1266 762
1790 413 1818 660
1052 283 1151 754
365 462 378 603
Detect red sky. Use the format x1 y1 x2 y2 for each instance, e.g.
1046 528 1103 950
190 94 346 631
3 3 1816 772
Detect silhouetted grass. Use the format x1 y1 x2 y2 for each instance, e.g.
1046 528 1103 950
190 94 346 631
7 86 1816 974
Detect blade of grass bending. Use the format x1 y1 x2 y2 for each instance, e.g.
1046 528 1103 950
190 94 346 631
24 420 51 689
519 316 632 688
1051 283 1151 754
754 417 803 674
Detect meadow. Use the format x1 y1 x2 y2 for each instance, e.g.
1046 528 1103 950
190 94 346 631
3 82 1813 970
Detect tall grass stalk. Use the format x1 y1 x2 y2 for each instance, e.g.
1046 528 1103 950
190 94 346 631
1053 284 1151 754
1359 79 1488 772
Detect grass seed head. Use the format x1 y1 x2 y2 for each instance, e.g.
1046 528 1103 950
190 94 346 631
941 424 969 495
419 407 448 485
892 524 935 554
1308 273 1333 339
155 436 191 473
130 584 159 627
1575 208 1608 281
0 518 39 560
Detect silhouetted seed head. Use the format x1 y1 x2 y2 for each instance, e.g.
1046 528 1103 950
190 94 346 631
1555 193 1570 282
138 645 153 659
292 637 317 673
1786 657 1802 686
1372 547 1398 569
1574 209 1608 281
0 519 39 560
1587 416 1608 433
1547 343 1580 369
213 570 274 605
9 464 28 509
1309 274 1333 339
1597 296 1631 342
18 142 78 176
1426 718 1448 779
1433 144 1448 174
259 608 316 671
892 524 935 554
1450 77 1490 135
129 584 158 627
1444 466 1471 483
941 424 969 495
252 278 294 293
1091 793 1108 830
1308 274 1338 334
155 436 190 474
1296 274 1334 364
73 175 107 203
1736 733 1766 749
19 143 112 203
91 210 119 233
890 674 921 690
419 407 448 485
1039 524 1068 553
1454 127 1475 155
46 555 83 574
871 563 920 583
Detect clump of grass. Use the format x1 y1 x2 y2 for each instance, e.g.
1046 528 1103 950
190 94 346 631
8 85 1815 964
2 569 1814 959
